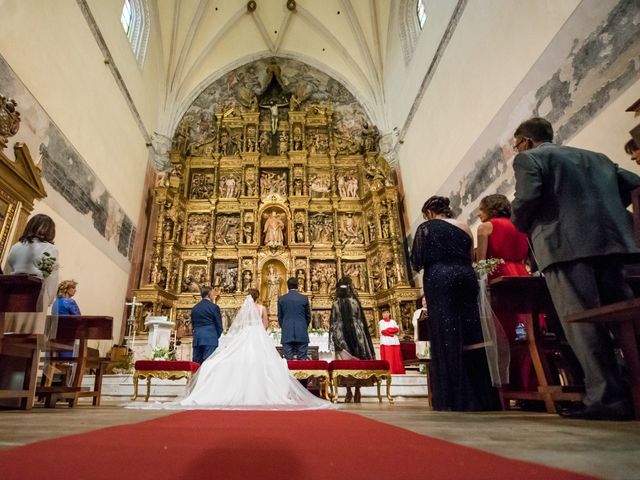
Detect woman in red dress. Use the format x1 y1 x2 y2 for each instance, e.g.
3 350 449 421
476 194 537 391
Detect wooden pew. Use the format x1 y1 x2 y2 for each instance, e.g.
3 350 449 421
0 274 43 410
489 276 584 413
566 299 640 420
563 187 640 419
36 315 112 408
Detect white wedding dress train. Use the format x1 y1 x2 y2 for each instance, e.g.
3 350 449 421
127 296 330 410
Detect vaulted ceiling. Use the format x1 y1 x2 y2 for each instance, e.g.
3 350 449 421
152 0 393 133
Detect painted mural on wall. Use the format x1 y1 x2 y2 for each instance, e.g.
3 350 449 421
174 57 371 149
437 0 640 225
0 55 136 262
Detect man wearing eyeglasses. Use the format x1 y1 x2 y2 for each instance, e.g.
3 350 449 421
511 117 640 420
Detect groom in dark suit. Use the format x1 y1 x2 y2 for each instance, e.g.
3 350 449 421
278 277 311 360
191 287 223 364
511 117 640 420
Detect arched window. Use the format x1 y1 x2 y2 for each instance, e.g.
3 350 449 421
120 0 150 66
416 0 427 30
398 0 425 65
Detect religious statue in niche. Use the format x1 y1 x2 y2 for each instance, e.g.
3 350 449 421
370 265 382 291
258 130 271 154
343 262 368 293
385 263 396 289
295 223 305 243
162 217 174 241
265 264 283 316
219 174 240 198
260 171 287 197
235 133 245 156
400 302 415 338
185 214 210 245
262 211 286 247
175 220 184 244
241 269 253 291
361 122 380 153
310 263 337 295
214 264 238 293
244 168 257 196
219 129 231 156
278 132 289 155
214 215 239 245
337 171 358 198
293 177 304 196
309 213 334 244
367 215 377 241
296 268 306 292
190 172 215 200
293 211 306 242
243 223 254 244
339 214 364 245
292 125 303 151
245 126 258 152
309 173 331 198
380 216 391 239
169 256 180 291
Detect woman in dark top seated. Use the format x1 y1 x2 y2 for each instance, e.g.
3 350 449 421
411 196 498 411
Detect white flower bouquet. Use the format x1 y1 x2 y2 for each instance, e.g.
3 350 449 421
36 251 58 278
473 258 504 277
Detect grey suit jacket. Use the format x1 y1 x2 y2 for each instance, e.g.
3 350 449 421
511 143 640 271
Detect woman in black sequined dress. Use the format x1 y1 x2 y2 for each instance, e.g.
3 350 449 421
411 196 498 411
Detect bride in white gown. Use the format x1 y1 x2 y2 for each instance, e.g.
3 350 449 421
130 289 330 410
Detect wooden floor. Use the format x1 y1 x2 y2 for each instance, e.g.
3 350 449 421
0 399 639 479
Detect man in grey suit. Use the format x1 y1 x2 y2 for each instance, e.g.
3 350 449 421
511 117 640 420
277 277 311 360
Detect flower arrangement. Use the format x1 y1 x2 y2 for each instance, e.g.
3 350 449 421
150 346 176 361
36 251 57 278
308 327 327 336
473 258 504 277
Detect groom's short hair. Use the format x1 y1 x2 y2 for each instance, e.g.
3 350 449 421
287 277 298 290
200 287 212 299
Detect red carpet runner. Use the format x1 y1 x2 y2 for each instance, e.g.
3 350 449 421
0 410 596 480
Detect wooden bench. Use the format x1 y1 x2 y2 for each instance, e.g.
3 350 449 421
0 275 43 410
36 315 113 408
566 298 640 420
132 360 200 402
287 360 331 400
328 360 393 404
490 276 584 413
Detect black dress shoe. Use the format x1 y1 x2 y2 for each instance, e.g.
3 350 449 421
559 404 632 421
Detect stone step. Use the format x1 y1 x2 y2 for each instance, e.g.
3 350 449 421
83 373 429 403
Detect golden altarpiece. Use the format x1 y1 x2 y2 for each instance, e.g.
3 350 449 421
132 60 420 343
0 94 47 263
